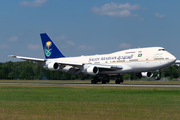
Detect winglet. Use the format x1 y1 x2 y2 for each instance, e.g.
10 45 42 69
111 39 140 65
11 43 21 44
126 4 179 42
8 55 16 58
40 33 65 59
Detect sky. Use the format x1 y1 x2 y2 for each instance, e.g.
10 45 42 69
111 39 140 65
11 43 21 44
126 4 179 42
1 0 180 62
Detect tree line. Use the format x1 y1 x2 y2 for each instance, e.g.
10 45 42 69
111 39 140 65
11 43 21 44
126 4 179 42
0 61 180 80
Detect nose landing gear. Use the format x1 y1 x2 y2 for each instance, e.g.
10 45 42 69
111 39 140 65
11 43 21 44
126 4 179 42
155 70 161 80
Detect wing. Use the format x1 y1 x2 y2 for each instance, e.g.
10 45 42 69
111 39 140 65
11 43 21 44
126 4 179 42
53 60 123 70
8 55 46 65
92 64 123 70
9 55 45 62
54 61 123 75
9 55 123 75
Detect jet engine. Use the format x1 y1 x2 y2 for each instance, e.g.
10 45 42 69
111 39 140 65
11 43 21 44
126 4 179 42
87 66 99 75
43 62 59 70
141 72 153 78
82 66 99 75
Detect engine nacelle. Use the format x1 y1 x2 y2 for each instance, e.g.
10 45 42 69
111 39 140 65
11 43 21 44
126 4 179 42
141 72 153 78
82 66 99 76
43 62 59 70
87 66 99 75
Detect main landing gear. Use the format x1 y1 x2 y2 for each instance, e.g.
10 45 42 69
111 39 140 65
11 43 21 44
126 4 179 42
91 76 101 84
115 75 124 84
102 76 110 84
91 76 110 84
91 75 123 84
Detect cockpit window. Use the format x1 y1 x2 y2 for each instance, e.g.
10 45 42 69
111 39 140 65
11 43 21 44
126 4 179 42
158 49 166 51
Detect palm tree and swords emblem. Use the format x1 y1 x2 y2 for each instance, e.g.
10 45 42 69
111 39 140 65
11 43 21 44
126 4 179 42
45 41 52 57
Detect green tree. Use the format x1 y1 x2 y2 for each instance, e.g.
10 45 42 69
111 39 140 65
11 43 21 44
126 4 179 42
8 72 14 79
19 71 25 79
123 74 129 80
71 75 76 80
25 66 34 80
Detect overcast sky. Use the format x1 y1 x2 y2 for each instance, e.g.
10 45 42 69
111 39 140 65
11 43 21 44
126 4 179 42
1 0 180 62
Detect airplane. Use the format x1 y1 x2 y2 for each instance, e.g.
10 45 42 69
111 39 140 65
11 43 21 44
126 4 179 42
9 33 179 84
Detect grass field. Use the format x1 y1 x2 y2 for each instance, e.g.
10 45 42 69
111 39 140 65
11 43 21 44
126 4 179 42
0 81 180 120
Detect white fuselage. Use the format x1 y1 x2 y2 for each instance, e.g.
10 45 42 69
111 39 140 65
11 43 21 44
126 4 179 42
47 47 176 75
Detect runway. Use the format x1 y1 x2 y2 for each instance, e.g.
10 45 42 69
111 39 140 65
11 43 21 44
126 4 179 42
0 82 180 87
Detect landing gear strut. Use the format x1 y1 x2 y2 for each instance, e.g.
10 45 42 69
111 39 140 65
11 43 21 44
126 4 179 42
115 75 123 84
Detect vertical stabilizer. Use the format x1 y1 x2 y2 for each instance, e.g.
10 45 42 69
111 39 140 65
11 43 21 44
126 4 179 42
40 33 65 59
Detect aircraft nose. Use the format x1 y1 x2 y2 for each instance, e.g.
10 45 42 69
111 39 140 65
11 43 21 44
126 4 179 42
172 54 176 61
170 54 176 63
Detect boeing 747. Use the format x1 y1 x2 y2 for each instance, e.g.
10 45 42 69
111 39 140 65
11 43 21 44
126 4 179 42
9 33 178 84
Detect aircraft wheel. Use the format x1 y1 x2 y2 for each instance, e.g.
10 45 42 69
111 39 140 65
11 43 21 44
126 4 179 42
91 80 98 84
94 80 98 84
155 76 161 80
120 79 124 83
155 70 161 80
102 80 106 84
115 80 120 84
